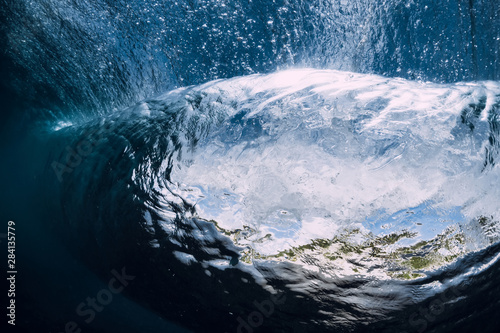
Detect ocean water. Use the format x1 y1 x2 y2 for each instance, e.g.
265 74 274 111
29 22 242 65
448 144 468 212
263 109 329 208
1 1 500 333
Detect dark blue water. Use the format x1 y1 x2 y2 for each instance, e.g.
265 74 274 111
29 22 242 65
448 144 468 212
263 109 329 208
1 1 500 333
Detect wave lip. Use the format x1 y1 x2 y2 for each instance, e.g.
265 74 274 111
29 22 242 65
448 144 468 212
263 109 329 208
47 69 500 332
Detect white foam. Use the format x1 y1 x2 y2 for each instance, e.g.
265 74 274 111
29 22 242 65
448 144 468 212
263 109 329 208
158 69 500 255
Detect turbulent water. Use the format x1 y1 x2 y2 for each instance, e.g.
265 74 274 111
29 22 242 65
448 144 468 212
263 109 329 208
1 1 500 333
